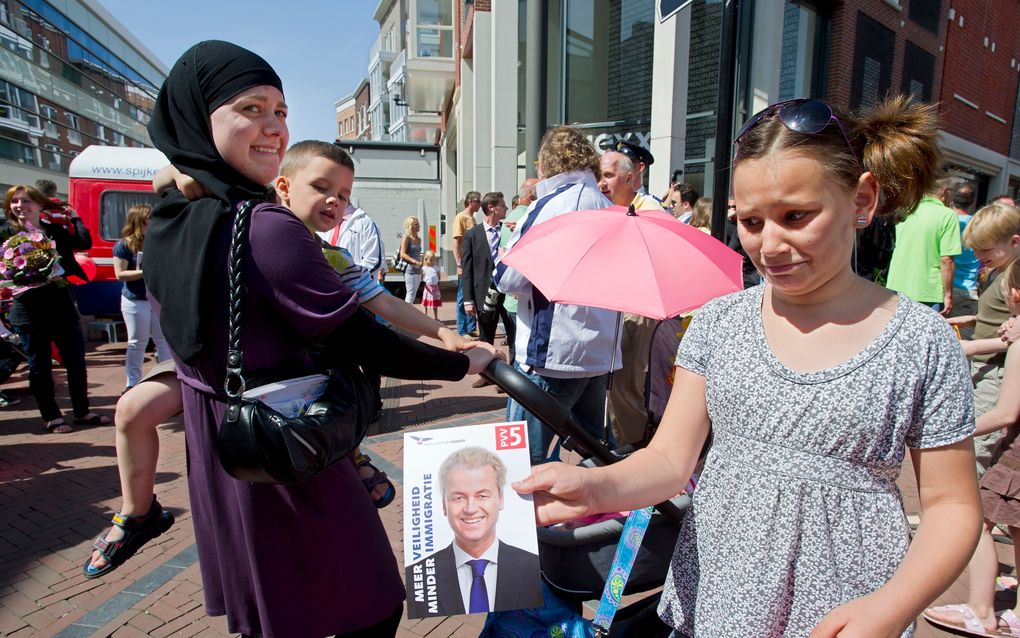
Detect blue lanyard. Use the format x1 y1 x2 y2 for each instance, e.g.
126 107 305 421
591 507 655 637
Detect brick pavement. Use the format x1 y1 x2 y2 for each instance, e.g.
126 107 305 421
0 298 1010 637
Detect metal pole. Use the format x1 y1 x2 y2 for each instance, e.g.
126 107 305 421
525 0 547 178
603 310 622 443
710 0 740 241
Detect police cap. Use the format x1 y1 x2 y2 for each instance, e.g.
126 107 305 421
614 139 654 167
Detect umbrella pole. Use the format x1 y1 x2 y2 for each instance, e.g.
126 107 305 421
603 311 622 444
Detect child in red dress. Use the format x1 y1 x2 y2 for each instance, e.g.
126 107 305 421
421 250 442 319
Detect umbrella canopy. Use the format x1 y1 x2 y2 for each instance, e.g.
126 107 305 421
500 205 743 319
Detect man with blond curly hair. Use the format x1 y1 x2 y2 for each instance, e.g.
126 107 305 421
494 127 622 464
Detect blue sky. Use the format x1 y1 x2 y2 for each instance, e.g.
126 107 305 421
98 0 379 144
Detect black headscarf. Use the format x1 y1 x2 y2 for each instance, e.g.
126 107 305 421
145 41 283 363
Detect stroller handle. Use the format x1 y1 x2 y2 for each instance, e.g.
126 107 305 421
481 360 687 526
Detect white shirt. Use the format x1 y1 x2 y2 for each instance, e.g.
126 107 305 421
451 540 499 612
317 204 384 275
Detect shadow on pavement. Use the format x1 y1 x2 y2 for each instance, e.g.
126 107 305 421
0 440 180 589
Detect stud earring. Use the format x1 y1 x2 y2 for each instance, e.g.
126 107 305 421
856 215 868 226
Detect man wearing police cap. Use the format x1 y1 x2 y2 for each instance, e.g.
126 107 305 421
613 139 658 200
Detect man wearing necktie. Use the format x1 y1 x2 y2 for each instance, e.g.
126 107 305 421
461 192 515 385
405 447 542 617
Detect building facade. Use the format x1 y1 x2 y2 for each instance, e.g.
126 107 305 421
938 0 1020 202
456 0 1020 208
351 0 1020 273
335 78 368 142
356 0 454 144
0 0 167 195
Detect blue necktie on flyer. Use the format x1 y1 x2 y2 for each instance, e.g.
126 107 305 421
468 559 490 613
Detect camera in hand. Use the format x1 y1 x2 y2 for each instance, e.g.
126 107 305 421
671 168 683 185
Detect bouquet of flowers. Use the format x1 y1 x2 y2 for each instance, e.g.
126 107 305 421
0 227 64 295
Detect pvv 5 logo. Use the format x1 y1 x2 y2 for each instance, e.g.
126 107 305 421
494 423 526 450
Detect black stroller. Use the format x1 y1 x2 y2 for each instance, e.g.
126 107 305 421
479 315 696 637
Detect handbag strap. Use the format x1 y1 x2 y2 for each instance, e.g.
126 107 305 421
224 200 256 419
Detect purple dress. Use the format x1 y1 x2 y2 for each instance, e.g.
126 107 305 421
173 203 404 637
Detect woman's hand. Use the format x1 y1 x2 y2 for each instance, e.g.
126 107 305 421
463 341 504 374
808 594 908 638
513 462 599 526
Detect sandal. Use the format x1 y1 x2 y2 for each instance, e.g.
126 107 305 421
354 453 395 509
73 412 111 426
82 495 175 579
1001 609 1020 637
45 418 72 434
922 604 999 637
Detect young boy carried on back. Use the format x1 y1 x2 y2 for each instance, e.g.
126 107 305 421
157 141 496 507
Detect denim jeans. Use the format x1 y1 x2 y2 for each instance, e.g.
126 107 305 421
505 363 612 464
404 271 422 304
121 295 172 387
456 278 477 335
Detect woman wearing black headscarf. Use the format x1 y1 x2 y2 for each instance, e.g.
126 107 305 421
144 41 489 637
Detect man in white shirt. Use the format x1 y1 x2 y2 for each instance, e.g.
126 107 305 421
319 202 385 279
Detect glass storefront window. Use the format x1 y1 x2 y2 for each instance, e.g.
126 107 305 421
777 2 821 101
545 0 655 165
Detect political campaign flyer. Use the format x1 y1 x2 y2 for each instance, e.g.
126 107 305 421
403 421 543 618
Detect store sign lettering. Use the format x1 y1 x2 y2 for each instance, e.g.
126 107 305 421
587 131 652 154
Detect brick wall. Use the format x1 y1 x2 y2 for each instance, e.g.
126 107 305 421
826 0 946 112
939 0 1020 155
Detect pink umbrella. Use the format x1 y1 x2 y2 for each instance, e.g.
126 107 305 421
499 204 743 320
499 203 744 439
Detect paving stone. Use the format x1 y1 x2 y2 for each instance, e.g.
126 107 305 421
125 609 166 633
0 311 987 638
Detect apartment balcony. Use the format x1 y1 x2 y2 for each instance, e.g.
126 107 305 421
401 48 454 113
369 29 399 71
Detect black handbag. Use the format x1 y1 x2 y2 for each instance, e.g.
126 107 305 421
219 201 374 484
393 245 408 273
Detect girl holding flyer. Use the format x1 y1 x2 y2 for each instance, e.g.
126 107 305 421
515 96 981 637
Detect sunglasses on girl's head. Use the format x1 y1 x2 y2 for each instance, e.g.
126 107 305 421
733 98 857 161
